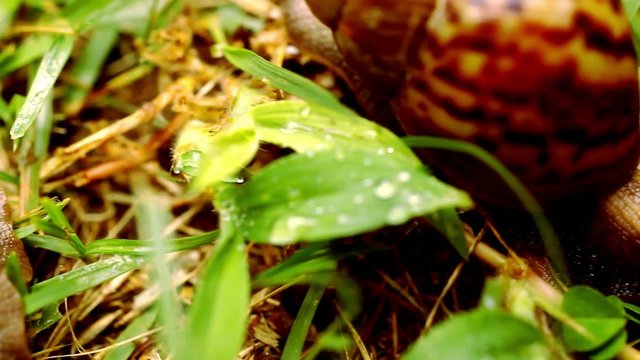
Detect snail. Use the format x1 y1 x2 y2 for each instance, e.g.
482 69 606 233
281 0 640 298
0 188 32 282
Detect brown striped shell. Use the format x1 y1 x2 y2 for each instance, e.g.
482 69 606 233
304 0 640 208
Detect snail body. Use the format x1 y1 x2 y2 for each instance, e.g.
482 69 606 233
284 0 640 297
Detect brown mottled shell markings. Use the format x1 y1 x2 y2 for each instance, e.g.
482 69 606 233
0 189 33 282
0 273 30 360
397 0 639 207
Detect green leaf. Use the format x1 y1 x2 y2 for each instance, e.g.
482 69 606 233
0 35 54 79
220 148 472 245
63 27 119 115
10 34 74 142
282 283 326 360
402 309 547 360
0 0 20 38
29 301 63 335
173 88 261 189
104 307 158 360
41 197 86 255
561 286 626 352
222 46 353 117
180 235 250 360
252 100 420 167
424 207 468 259
215 4 265 35
23 255 146 315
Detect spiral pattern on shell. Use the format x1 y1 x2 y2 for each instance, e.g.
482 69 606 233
306 0 640 207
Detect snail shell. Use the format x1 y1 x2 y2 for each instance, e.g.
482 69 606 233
304 0 640 208
0 189 33 282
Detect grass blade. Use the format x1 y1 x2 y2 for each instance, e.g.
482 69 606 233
24 255 146 315
180 234 250 360
10 34 74 143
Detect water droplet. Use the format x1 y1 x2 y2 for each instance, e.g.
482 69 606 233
376 147 385 155
269 216 317 244
397 171 411 182
282 121 297 134
406 193 422 208
324 134 333 142
386 147 395 154
337 214 350 224
235 177 245 184
299 106 311 117
363 157 373 166
334 149 346 161
362 178 374 187
374 181 397 199
352 194 365 205
314 206 325 215
361 129 378 139
387 205 408 225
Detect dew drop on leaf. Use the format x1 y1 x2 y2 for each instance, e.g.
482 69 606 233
387 205 409 225
269 216 317 244
374 181 397 199
337 214 350 224
299 105 311 117
352 194 365 205
397 171 411 182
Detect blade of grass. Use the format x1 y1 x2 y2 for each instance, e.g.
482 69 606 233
85 230 219 255
103 307 158 360
0 35 54 79
180 232 250 360
41 197 86 255
24 234 78 257
222 46 353 117
0 0 20 38
10 34 74 144
23 255 147 315
402 136 567 282
132 173 180 354
282 283 327 360
63 26 119 115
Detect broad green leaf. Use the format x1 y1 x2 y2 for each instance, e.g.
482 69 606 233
561 286 626 352
402 309 547 360
10 35 74 142
589 330 627 360
222 46 353 117
180 235 250 360
220 148 472 245
23 255 146 315
252 100 420 167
